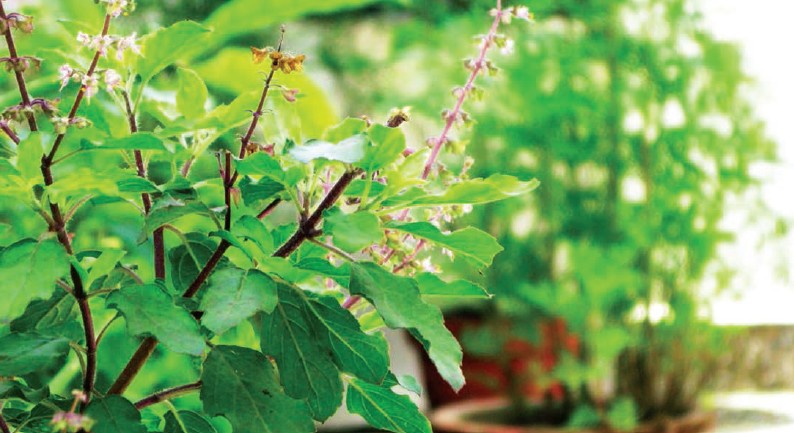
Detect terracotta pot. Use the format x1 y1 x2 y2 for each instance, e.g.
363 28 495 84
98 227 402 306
421 314 578 407
431 398 716 433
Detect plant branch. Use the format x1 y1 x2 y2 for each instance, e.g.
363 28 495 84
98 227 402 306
310 238 356 262
43 14 111 165
257 198 282 219
0 120 19 144
0 1 37 132
122 90 165 279
133 381 203 410
273 169 360 258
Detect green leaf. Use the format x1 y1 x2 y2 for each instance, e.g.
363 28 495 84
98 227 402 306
294 258 350 288
0 379 50 403
117 176 159 194
346 378 432 433
163 411 217 433
208 230 253 260
86 249 127 289
176 68 208 120
240 177 285 206
200 268 277 335
145 198 214 233
0 333 69 378
169 234 229 293
382 174 540 209
289 135 367 164
386 222 503 269
358 124 406 172
14 132 44 180
201 346 314 433
136 21 212 84
79 133 168 151
259 284 344 421
10 290 79 339
85 396 147 433
415 273 491 300
235 153 305 188
106 284 205 356
232 215 275 258
350 262 464 391
0 239 70 322
324 209 383 253
323 118 369 143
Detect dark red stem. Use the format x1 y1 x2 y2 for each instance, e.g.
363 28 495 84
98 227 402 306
0 1 37 131
133 381 203 410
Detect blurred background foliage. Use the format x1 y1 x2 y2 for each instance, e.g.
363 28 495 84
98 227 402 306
0 0 777 428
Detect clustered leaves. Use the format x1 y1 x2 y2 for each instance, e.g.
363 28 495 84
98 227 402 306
0 1 535 433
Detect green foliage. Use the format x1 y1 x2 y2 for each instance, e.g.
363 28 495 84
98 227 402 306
0 1 534 432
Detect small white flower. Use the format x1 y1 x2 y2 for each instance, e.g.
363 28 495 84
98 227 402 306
419 258 439 274
104 0 129 18
104 69 122 92
82 74 99 100
462 204 474 214
515 6 534 22
58 64 74 90
500 38 515 55
115 32 140 60
76 32 91 46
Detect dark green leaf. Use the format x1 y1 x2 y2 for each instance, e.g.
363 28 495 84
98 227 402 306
386 222 503 269
240 177 285 206
0 238 70 322
85 396 147 433
349 262 464 391
201 345 314 433
346 378 431 433
0 333 69 377
208 230 253 260
10 290 79 339
294 258 350 288
0 379 49 403
163 410 217 433
324 208 383 253
169 235 229 293
259 284 344 421
200 268 277 335
106 284 205 356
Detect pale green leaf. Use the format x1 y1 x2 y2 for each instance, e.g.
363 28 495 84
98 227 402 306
289 135 367 164
0 239 70 322
324 208 383 253
415 272 491 300
358 124 406 172
79 133 168 151
382 174 540 209
176 68 208 120
136 21 212 84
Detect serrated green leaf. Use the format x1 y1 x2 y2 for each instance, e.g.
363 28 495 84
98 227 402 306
163 410 217 433
382 174 539 209
386 222 503 269
200 268 277 335
324 208 383 253
201 346 314 433
259 284 344 421
176 68 208 120
0 238 70 322
358 124 406 172
106 284 205 356
346 378 431 433
85 396 147 433
294 258 350 288
239 176 285 206
79 133 168 151
289 135 367 164
145 198 214 233
117 176 159 193
136 21 212 84
349 262 464 391
0 333 69 377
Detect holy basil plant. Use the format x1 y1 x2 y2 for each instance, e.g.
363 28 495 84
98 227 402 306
0 1 536 432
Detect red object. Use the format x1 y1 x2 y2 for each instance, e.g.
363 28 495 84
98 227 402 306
421 315 579 408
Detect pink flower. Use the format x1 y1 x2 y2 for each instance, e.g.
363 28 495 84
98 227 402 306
58 64 74 90
104 69 122 92
82 74 99 100
116 33 140 60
